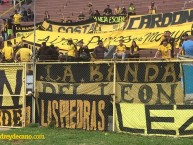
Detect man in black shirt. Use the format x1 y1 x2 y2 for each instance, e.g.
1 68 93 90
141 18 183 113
103 5 112 16
37 42 52 61
77 40 90 61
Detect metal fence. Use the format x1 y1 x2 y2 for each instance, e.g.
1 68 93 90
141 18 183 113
1 60 193 136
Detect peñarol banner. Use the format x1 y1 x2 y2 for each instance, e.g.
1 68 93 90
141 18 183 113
24 22 193 49
116 104 193 136
0 65 31 127
39 93 110 131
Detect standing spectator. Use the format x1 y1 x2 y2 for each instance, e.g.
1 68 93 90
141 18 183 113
160 31 176 58
128 3 136 15
7 17 13 39
88 2 94 16
103 5 112 16
160 31 167 42
154 39 171 59
66 39 77 62
114 5 122 15
13 10 22 37
66 16 72 23
78 11 86 21
113 39 126 60
17 7 23 15
128 40 140 58
92 10 100 17
179 33 188 48
22 8 28 22
148 1 157 14
1 41 14 62
121 7 127 16
37 42 52 61
177 35 193 57
93 40 108 59
15 47 32 62
27 8 33 21
44 11 50 21
50 44 59 60
1 19 8 41
77 40 91 61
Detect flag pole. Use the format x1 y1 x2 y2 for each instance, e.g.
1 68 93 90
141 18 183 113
32 0 36 124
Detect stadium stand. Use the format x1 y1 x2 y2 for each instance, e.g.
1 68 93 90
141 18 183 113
1 0 193 24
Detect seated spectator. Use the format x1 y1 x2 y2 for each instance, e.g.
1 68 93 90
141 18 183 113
1 41 14 62
154 39 171 59
103 5 112 16
121 7 127 16
92 10 100 17
113 39 126 60
148 1 157 14
37 42 52 61
66 16 72 23
78 11 86 21
44 11 50 21
128 3 136 15
93 40 108 59
77 40 91 61
128 40 140 58
114 5 122 15
15 46 32 62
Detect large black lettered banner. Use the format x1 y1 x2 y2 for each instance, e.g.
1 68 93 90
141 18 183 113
39 93 111 131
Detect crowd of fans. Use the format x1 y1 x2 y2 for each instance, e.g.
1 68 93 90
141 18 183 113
1 1 193 63
1 7 34 42
47 1 157 23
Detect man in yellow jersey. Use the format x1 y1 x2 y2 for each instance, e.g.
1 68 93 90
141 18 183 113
13 10 22 37
1 41 14 62
154 39 171 59
113 39 126 60
15 47 32 62
67 39 77 61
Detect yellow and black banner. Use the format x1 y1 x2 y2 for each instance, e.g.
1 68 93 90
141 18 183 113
116 62 183 104
126 9 193 29
42 21 96 34
39 93 110 131
0 97 31 127
24 22 193 49
0 65 31 127
116 104 193 136
36 62 183 105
